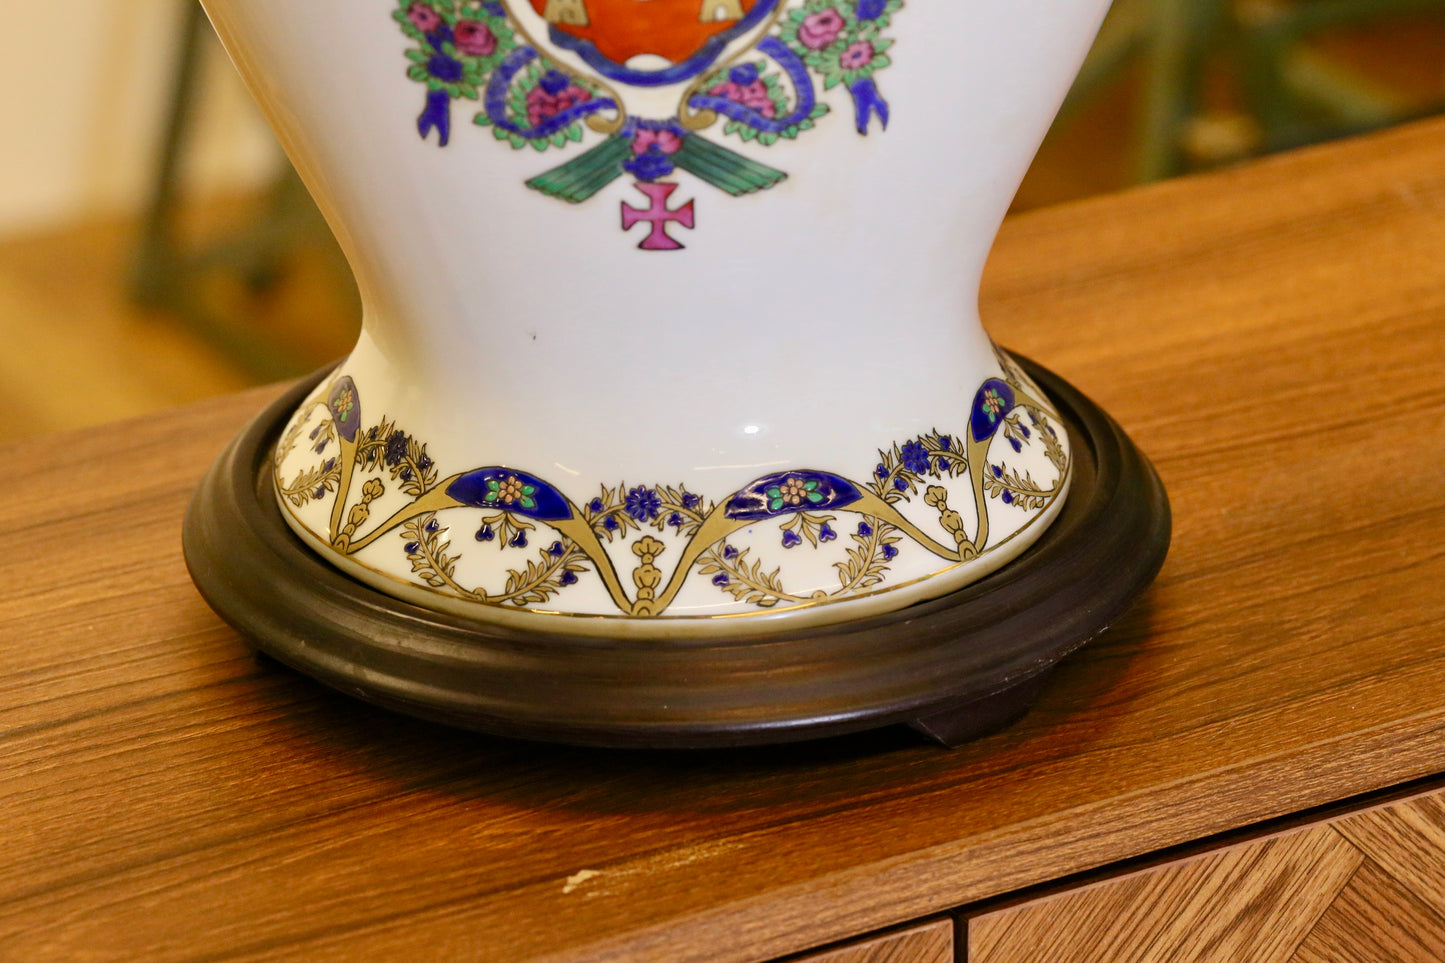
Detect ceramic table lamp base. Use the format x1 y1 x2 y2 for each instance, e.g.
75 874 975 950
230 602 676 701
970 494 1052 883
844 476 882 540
186 356 1167 748
183 0 1170 746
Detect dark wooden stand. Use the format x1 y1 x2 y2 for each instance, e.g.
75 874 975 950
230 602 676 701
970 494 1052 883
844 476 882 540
182 360 1169 748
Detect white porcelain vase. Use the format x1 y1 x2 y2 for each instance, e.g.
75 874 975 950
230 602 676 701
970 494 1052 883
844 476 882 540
201 0 1112 638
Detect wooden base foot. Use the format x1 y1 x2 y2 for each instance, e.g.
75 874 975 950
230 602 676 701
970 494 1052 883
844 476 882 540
909 672 1053 747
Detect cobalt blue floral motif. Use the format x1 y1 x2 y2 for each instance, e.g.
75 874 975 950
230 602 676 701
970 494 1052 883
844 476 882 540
899 440 930 474
624 486 663 522
724 470 864 521
446 468 572 520
970 379 1016 442
383 430 410 467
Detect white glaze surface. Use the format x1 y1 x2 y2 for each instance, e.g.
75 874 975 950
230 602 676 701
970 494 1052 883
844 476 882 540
200 0 1110 634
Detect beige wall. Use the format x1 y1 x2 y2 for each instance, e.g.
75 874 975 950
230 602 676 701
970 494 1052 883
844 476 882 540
0 0 279 238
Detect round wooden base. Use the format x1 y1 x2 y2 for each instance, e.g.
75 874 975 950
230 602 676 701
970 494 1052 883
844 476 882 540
183 359 1169 748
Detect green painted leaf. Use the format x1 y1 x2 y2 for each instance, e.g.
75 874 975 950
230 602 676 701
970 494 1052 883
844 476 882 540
525 135 629 202
672 137 787 195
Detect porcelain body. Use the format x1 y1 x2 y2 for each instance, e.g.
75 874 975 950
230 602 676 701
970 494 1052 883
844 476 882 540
202 0 1110 636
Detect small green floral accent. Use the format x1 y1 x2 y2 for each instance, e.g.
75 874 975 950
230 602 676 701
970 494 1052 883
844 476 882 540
982 388 1005 419
766 477 827 511
779 0 903 92
395 0 518 103
486 475 538 510
479 59 599 152
699 60 831 146
334 391 355 422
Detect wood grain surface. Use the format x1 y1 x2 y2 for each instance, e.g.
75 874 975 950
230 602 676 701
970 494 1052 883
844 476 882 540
970 825 1360 963
1292 860 1445 963
3 117 1445 962
970 787 1445 963
787 920 951 963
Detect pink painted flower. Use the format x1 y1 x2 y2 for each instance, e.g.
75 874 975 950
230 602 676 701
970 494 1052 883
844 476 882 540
407 1 442 33
707 80 777 118
454 20 497 57
525 83 592 126
797 9 845 50
838 40 875 70
632 129 682 154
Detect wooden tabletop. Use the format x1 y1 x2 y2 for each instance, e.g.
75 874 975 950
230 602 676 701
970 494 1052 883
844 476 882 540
5 118 1445 962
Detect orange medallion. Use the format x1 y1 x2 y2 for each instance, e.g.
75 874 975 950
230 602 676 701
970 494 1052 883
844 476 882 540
527 0 761 65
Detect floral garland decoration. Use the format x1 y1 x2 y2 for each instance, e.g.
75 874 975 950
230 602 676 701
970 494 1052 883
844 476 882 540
275 362 1070 618
394 0 905 246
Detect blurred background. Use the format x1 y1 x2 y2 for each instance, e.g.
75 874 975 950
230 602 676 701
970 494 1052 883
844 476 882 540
3 0 1444 443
